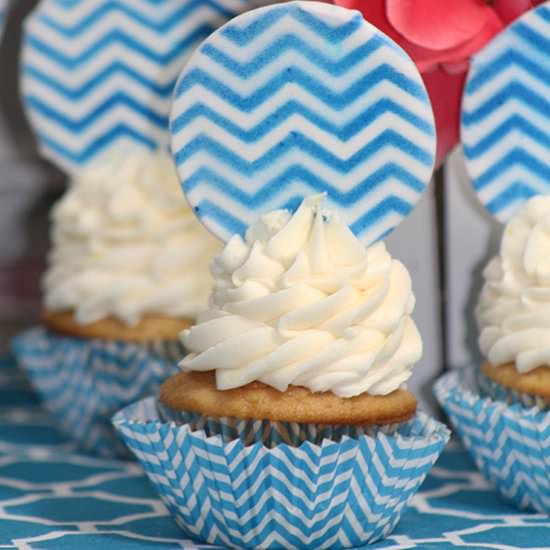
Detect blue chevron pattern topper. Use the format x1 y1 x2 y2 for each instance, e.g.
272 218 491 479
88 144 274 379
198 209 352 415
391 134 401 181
435 367 550 514
114 399 449 549
21 0 271 173
170 1 436 246
462 2 550 223
11 327 181 459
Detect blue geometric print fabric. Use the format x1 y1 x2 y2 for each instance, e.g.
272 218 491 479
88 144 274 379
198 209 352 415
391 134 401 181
435 367 550 514
2 355 550 548
21 0 266 172
11 327 180 459
461 2 550 223
170 2 436 246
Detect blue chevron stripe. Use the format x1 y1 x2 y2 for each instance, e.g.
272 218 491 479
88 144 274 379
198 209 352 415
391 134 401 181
513 16 550 52
485 182 538 215
221 4 364 46
176 131 432 175
463 116 550 157
26 93 165 131
463 83 550 126
36 0 237 36
171 99 433 143
36 124 158 167
24 61 175 99
194 200 247 236
113 398 448 548
350 197 413 236
473 149 550 191
435 369 550 513
467 50 550 95
176 64 428 109
187 164 424 207
202 34 386 78
461 2 550 222
26 27 213 69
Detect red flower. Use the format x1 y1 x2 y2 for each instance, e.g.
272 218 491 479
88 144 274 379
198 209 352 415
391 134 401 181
334 0 542 166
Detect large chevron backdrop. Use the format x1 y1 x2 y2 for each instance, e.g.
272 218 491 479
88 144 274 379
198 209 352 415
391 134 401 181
170 2 436 246
462 2 550 223
21 0 274 173
114 398 449 549
435 368 550 514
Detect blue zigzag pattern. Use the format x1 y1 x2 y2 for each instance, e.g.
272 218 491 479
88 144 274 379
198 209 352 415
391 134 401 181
171 2 435 245
21 0 263 172
11 327 181 459
462 3 550 222
114 398 449 549
435 369 550 513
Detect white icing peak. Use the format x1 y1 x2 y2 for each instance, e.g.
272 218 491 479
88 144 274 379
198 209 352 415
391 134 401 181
43 150 221 326
181 195 422 397
478 195 550 373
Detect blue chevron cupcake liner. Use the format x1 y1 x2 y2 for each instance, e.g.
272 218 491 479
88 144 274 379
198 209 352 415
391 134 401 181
113 397 449 549
434 367 550 513
478 370 550 412
12 326 182 459
157 402 403 448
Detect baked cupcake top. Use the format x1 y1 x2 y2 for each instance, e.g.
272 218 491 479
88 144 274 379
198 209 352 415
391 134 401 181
477 196 550 373
43 150 221 326
180 194 422 398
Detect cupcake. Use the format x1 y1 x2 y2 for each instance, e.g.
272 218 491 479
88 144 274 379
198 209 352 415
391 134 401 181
436 197 550 512
115 195 450 548
476 196 550 409
163 195 421 434
13 150 221 457
436 1 550 513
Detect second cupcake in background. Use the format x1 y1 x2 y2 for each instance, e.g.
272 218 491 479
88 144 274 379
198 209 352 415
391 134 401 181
477 196 550 409
13 150 221 457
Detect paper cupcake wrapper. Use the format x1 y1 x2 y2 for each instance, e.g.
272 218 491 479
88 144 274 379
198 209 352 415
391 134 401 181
434 367 550 513
113 397 449 549
157 403 404 448
477 370 550 411
12 326 182 459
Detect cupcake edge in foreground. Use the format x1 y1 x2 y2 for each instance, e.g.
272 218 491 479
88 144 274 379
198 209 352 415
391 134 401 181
161 194 423 431
476 195 550 408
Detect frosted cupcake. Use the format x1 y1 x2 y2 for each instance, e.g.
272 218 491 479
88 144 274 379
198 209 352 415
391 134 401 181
476 196 550 409
115 196 450 548
434 0 550 514
435 195 550 513
13 150 221 457
162 195 421 434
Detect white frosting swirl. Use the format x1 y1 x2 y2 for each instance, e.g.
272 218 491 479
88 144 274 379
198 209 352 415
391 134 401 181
181 195 422 397
478 195 550 373
44 150 221 326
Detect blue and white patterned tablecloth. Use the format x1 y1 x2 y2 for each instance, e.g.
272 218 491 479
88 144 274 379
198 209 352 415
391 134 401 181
1 354 550 550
